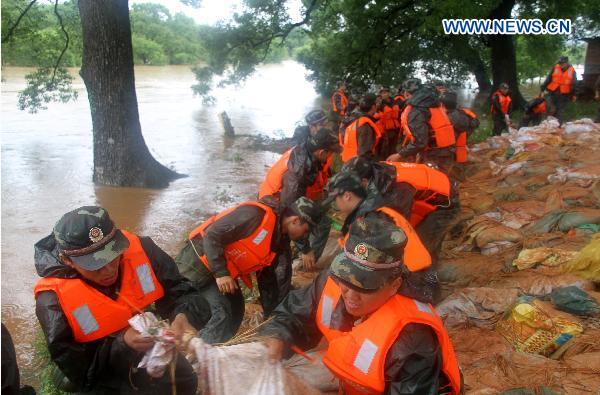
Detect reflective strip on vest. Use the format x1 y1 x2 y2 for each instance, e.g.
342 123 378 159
321 295 334 327
72 304 100 335
136 263 156 295
414 300 433 314
252 229 269 245
353 339 379 374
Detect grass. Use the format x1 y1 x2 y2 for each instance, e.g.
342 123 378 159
34 329 66 395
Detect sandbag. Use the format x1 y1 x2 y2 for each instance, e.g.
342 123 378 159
550 286 600 317
437 287 518 329
496 297 583 357
562 234 600 281
189 339 322 395
527 209 600 234
457 216 523 254
512 247 578 270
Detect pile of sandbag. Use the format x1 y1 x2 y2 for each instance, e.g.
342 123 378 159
437 118 600 393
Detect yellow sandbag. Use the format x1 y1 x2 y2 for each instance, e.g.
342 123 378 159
562 233 600 281
512 247 578 270
497 299 583 357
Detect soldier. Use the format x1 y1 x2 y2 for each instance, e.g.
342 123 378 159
34 206 210 394
176 197 322 343
261 216 462 395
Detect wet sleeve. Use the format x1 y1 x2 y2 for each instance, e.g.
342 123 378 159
541 70 553 91
201 206 264 277
280 169 309 209
398 108 430 157
389 182 416 219
35 291 135 391
384 323 443 395
259 270 329 351
334 93 345 115
357 123 377 158
140 237 212 329
491 95 503 114
257 248 293 317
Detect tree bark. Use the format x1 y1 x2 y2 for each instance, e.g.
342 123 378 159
487 0 525 107
471 56 492 92
78 0 182 188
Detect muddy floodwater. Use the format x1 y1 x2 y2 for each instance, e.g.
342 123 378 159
1 61 319 383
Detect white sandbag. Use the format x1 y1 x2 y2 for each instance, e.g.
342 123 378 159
189 338 322 395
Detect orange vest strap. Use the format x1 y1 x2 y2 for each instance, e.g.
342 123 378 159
341 117 382 162
491 91 511 114
428 106 456 148
547 65 574 94
376 207 431 272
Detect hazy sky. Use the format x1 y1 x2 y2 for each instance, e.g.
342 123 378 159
130 0 302 26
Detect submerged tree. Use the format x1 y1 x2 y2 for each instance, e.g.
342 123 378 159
3 0 184 188
78 0 181 188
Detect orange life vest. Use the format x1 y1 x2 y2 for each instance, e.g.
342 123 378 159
401 105 456 149
532 100 547 114
332 90 349 115
341 117 383 162
546 64 575 94
374 103 400 131
454 108 477 163
491 91 511 115
316 278 462 395
376 207 432 272
337 206 431 272
34 231 165 343
188 202 278 288
259 148 329 201
385 161 451 225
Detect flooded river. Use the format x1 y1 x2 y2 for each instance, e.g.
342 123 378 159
1 61 319 383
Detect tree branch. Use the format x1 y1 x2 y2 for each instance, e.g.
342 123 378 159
51 0 69 84
1 0 38 44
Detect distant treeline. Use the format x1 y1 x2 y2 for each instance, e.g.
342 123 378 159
1 1 309 67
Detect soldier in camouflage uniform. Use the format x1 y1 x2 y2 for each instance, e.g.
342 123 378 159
261 216 462 394
34 206 211 394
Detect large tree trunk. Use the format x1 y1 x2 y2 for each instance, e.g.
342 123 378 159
488 0 525 107
78 0 182 188
470 56 492 92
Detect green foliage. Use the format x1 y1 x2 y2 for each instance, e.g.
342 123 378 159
132 34 168 65
193 0 599 100
17 67 78 113
2 0 82 67
1 1 209 67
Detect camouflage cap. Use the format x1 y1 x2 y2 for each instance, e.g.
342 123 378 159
290 197 322 227
559 56 569 64
308 128 342 153
330 215 408 290
440 90 458 109
358 93 377 112
53 206 129 271
340 157 375 180
379 86 390 93
402 78 422 94
322 171 366 207
305 109 328 126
